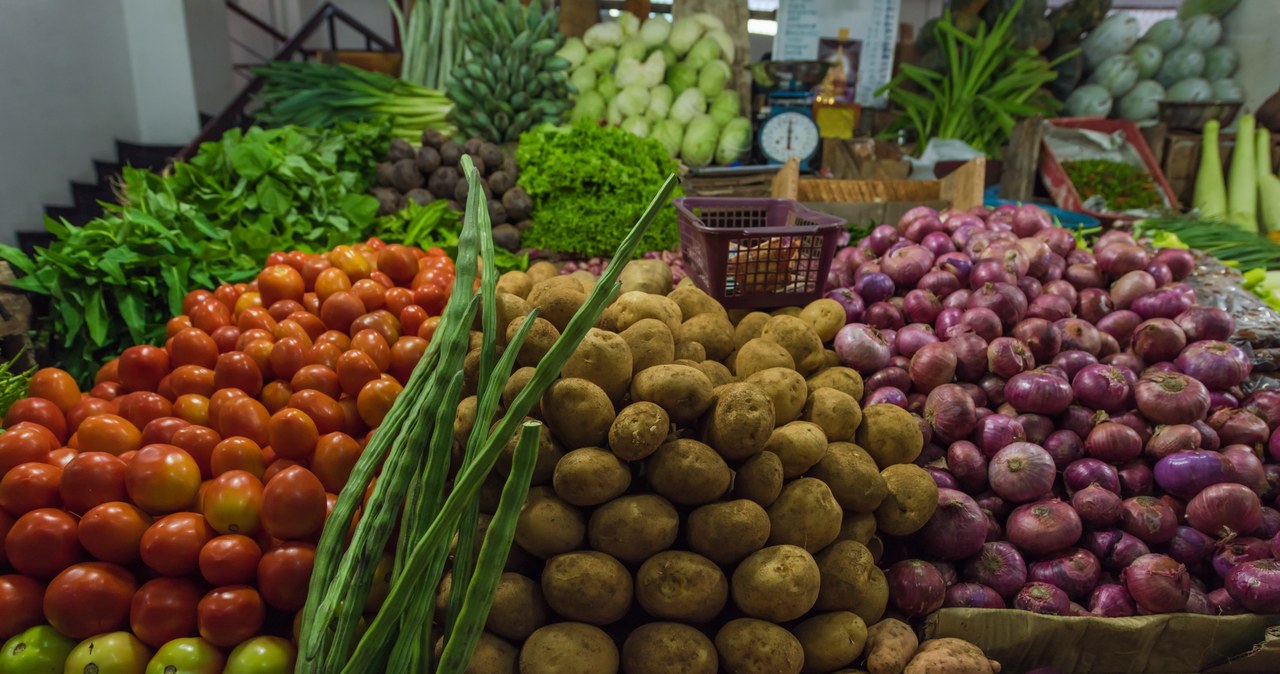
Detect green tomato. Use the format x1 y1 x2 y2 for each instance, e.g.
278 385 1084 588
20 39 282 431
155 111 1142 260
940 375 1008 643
0 625 77 674
223 637 295 674
145 638 226 674
64 632 151 674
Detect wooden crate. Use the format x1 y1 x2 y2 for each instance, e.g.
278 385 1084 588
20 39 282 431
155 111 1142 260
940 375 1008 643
771 156 986 224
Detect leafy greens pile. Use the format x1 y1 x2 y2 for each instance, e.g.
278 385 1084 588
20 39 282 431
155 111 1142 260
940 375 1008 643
516 122 683 257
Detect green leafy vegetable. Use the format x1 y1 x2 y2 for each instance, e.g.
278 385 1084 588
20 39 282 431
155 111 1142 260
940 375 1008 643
0 353 33 420
1063 159 1165 211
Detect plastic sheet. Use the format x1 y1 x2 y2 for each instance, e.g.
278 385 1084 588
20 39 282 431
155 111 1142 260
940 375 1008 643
1178 251 1280 391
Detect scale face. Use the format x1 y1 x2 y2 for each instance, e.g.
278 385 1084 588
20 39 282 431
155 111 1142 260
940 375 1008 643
760 110 820 166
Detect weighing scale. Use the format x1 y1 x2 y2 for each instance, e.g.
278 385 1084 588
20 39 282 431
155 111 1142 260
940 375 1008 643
756 61 830 170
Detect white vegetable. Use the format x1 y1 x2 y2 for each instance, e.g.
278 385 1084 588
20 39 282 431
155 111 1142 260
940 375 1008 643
698 60 732 98
681 114 721 168
584 22 624 50
716 117 754 165
640 50 667 89
666 62 699 96
671 88 708 125
1167 77 1214 102
1203 45 1239 79
1088 54 1140 96
617 12 642 37
1212 78 1244 101
1141 18 1185 52
1064 84 1114 118
1156 47 1206 87
615 56 644 88
652 119 685 158
557 38 588 69
570 66 597 95
617 37 647 64
616 85 650 117
1128 43 1164 80
708 30 736 66
1117 80 1166 121
647 85 675 120
622 115 651 139
1183 14 1223 49
640 15 672 49
669 17 705 56
685 34 723 71
1082 13 1141 69
596 71 618 100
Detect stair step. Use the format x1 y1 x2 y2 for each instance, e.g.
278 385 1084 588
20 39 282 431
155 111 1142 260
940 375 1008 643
94 160 123 189
115 140 182 172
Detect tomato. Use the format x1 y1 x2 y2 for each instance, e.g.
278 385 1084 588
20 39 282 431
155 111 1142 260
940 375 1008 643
167 365 215 398
0 624 76 673
90 380 124 400
214 352 264 397
350 278 387 313
202 471 263 536
71 415 138 458
223 636 295 674
66 397 117 433
4 398 67 444
5 508 83 578
300 255 332 289
209 325 241 354
329 245 372 281
233 291 263 316
130 577 202 648
168 328 219 370
0 575 44 640
126 445 201 515
399 304 429 338
209 437 265 479
0 427 56 474
44 562 136 638
115 392 174 431
319 291 365 333
384 287 415 316
145 637 225 674
256 542 314 612
196 586 265 648
264 337 304 382
337 398 367 438
0 463 62 515
255 265 304 308
377 245 420 286
241 339 273 377
311 433 361 493
139 417 191 447
266 408 318 462
313 267 353 303
286 312 326 344
264 300 302 324
0 509 10 566
139 513 214 577
96 358 122 385
213 284 241 311
287 389 344 435
260 458 299 484
172 394 210 426
291 364 341 400
78 501 151 565
413 280 449 316
64 631 152 674
214 397 269 448
168 427 221 480
27 368 80 413
206 388 247 432
351 310 400 344
236 328 276 352
389 336 429 384
260 466 326 540
258 381 292 416
182 290 214 316
117 345 171 394
356 377 402 428
198 535 261 586
351 330 392 372
59 452 127 515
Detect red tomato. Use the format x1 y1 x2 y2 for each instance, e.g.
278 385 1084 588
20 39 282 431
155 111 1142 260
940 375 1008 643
210 325 241 354
351 330 392 371
214 283 241 310
190 299 232 334
199 535 261 586
0 427 54 475
319 291 365 333
376 245 420 286
0 462 62 515
311 432 362 493
0 510 11 568
4 397 68 444
169 426 221 480
78 501 151 565
96 357 122 385
89 380 124 400
399 304 429 338
261 458 300 484
291 364 342 400
210 437 266 479
125 444 201 515
183 290 214 316
267 337 307 382
168 365 216 398
206 388 248 432
214 351 264 397
27 368 80 413
336 350 381 398
130 576 202 647
115 391 174 430
66 397 118 433
314 267 353 303
117 345 171 393
0 574 44 640
197 586 265 648
241 339 274 377
260 466 326 540
169 328 219 369
259 381 293 415
265 252 289 267
234 290 264 316
48 448 76 469
75 413 142 456
214 396 269 448
140 512 215 577
256 265 305 307
338 398 368 439
202 470 263 536
351 279 387 312
5 508 83 578
268 300 306 325
257 543 315 612
351 310 400 344
329 246 371 282
267 408 318 461
357 377 402 428
173 394 211 426
43 562 136 638
300 256 333 290
287 389 344 435
60 452 128 515
384 287 414 316
140 416 191 447
167 315 193 337
390 337 429 384
286 312 327 343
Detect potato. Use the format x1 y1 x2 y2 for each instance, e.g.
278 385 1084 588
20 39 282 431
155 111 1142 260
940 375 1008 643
492 293 532 345
541 551 633 625
745 367 808 424
875 464 939 536
715 619 803 674
455 395 479 446
472 513 539 575
733 312 771 348
528 277 588 331
525 260 559 284
906 639 998 674
646 439 731 506
587 494 679 564
434 630 517 674
469 330 485 351
497 270 534 298
800 298 847 342
822 349 840 368
731 545 820 622
497 421 563 485
763 421 829 477
597 302 622 332
515 487 585 559
630 364 714 425
553 447 631 506
508 315 561 368
687 499 770 564
608 402 669 461
703 383 775 460
563 328 633 404
673 359 703 369
806 442 887 513
773 306 803 317
540 378 615 449
668 284 728 322
865 619 917 674
766 477 842 552
733 338 795 379
622 622 718 674
814 541 888 625
856 404 924 468
614 290 683 333
761 315 825 374
693 361 732 387
806 367 865 402
732 451 783 507
520 622 619 674
463 347 485 396
619 259 673 295
635 551 728 623
487 572 550 641
674 340 707 362
676 313 735 361
794 612 868 674
620 319 675 374
569 270 597 290
803 388 861 442
500 367 541 420
840 511 878 545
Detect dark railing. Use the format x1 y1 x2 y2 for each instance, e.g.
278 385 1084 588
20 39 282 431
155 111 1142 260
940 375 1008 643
175 2 396 162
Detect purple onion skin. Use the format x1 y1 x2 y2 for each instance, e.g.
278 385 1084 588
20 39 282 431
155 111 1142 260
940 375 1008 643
1044 279 1079 307
1176 306 1235 343
834 323 893 374
1254 508 1280 539
944 583 1007 609
1058 405 1099 440
1177 340 1251 391
1131 287 1195 320
925 384 979 442
1043 429 1084 469
974 410 1026 458
1028 294 1073 322
1167 525 1217 566
1076 288 1113 323
1004 369 1074 415
1146 262 1174 287
1089 584 1137 617
1210 408 1271 448
1246 390 1280 430
1135 372 1211 426
1209 587 1247 615
1064 458 1122 495
1015 581 1072 615
867 224 900 255
970 259 1017 288
937 252 974 284
866 367 911 393
989 442 1056 503
894 323 938 358
1012 318 1062 363
918 488 989 561
1122 554 1191 614
854 272 895 304
887 559 947 617
1096 242 1151 277
1121 496 1179 545
1052 350 1099 381
1186 482 1263 539
882 245 935 288
1155 248 1196 280
1073 484 1124 528
958 307 1003 342
950 333 989 382
889 354 910 370
907 393 927 414
1213 537 1271 579
925 466 959 490
1223 444 1268 494
919 270 961 298
943 288 972 310
1209 391 1240 412
1096 310 1143 347
864 386 908 409
921 230 957 257
1111 270 1158 309
1071 365 1135 415
963 541 1027 600
1015 413 1051 446
1112 412 1152 445
1225 560 1280 613
934 307 964 338
1102 351 1145 377
1263 465 1280 503
947 441 988 491
1084 530 1152 572
903 289 944 325
824 288 866 322
910 341 957 393
1086 422 1144 464
1067 263 1105 290
988 337 1036 378
865 301 905 330
979 374 1007 407
1007 499 1083 556
1118 460 1154 497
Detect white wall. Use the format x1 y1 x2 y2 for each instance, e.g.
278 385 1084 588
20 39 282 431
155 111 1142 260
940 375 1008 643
122 0 201 144
184 0 238 115
1225 0 1280 113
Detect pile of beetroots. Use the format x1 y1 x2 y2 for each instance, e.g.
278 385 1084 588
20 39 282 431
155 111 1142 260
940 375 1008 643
825 203 1280 618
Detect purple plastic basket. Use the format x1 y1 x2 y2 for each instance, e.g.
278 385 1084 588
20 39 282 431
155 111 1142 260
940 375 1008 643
674 197 846 309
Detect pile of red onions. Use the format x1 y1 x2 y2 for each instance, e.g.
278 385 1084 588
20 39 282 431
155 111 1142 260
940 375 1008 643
836 204 1280 618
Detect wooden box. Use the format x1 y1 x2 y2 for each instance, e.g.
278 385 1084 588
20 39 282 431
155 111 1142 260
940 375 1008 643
771 157 986 225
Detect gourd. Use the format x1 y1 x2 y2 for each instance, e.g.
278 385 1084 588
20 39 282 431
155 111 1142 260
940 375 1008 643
1088 54 1140 96
1212 79 1244 101
1156 47 1206 87
1128 43 1163 79
1064 84 1114 118
1141 18 1185 52
1203 45 1238 79
1081 13 1141 69
1183 14 1224 48
1117 80 1165 122
1167 78 1213 103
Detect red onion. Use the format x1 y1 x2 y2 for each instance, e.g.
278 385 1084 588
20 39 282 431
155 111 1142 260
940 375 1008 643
934 307 964 338
894 323 938 358
1043 429 1084 469
904 290 944 325
978 374 1007 407
1073 291 1110 327
1011 204 1051 236
925 466 959 490
947 440 988 491
1007 499 1082 555
1263 465 1280 502
1153 450 1232 499
1052 351 1099 382
1088 584 1136 616
972 283 1028 330
1118 460 1154 497
1029 548 1102 600
918 488 989 561
956 307 1002 342
1057 318 1103 355
1112 411 1152 444
1225 560 1280 613
1122 554 1190 614
1246 391 1280 430
944 583 1006 609
1223 445 1267 494
958 382 988 408
977 493 1010 519
907 393 927 414
867 224 900 255
918 270 961 298
1213 537 1271 578
1011 318 1062 363
1135 372 1210 425
889 354 910 370
864 302 905 330
1085 422 1143 463
1175 306 1234 343
1153 248 1195 280
1058 404 1099 439
989 442 1056 502
1072 365 1134 414
910 342 956 393
949 333 989 382
882 245 935 288
1096 242 1150 277
1028 294 1072 322
1187 482 1263 539
1096 311 1142 348
1017 276 1043 302
1177 341 1251 391
824 288 866 322
1209 391 1240 411
1160 494 1186 522
1121 496 1178 544
854 272 894 304
1097 333 1121 358
968 261 1012 290
1005 369 1073 415
925 384 979 442
1084 530 1151 572
1131 287 1195 320
1015 582 1071 615
963 542 1026 599
1209 587 1246 614
920 230 957 257
1146 262 1174 287
1035 227 1077 257
864 387 908 409
904 214 947 243
866 367 910 393
835 324 893 374
987 337 1035 378
1064 458 1121 495
1110 270 1158 310
1073 484 1124 528
937 253 973 284
887 559 946 617
1066 263 1105 289
1167 526 1217 565
1210 408 1270 448
973 414 1025 458
1043 279 1079 306
1193 419 1221 451
1066 248 1096 265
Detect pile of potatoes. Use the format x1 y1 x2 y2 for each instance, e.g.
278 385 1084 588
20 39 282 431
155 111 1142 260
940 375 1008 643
445 258 999 674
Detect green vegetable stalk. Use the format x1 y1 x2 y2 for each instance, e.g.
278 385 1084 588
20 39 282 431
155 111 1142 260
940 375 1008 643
1193 119 1227 220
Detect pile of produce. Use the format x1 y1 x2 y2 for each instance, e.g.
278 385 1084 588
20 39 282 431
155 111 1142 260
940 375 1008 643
823 201 1280 620
1193 114 1280 234
1063 159 1166 211
557 12 753 168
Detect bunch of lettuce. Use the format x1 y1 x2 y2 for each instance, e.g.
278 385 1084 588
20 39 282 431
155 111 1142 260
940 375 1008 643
516 122 683 257
557 12 754 169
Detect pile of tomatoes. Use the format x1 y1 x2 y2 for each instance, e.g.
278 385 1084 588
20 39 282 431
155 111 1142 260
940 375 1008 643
0 239 456 673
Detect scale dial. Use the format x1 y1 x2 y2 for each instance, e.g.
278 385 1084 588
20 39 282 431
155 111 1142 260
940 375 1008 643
760 111 820 165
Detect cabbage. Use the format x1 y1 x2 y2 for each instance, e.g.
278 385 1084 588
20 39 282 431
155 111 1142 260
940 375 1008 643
666 62 699 96
1204 45 1238 79
691 13 726 34
595 71 618 100
557 38 588 69
681 114 721 168
1089 54 1140 96
618 12 642 37
652 119 685 158
640 16 671 48
1167 77 1213 102
606 96 625 126
616 85 650 117
709 90 741 127
1156 46 1205 86
1212 78 1244 101
1128 43 1163 79
571 91 606 123
622 115 651 139
570 66 597 95
584 46 617 73
615 56 644 88
1183 14 1223 49
670 88 707 125
1117 80 1165 121
669 17 704 56
658 45 678 68
640 51 667 88
647 85 674 120
584 21 624 50
708 30 736 66
685 35 722 71
1141 18 1184 52
1082 13 1141 69
617 37 647 64
1064 84 1114 118
698 60 732 98
715 117 753 165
